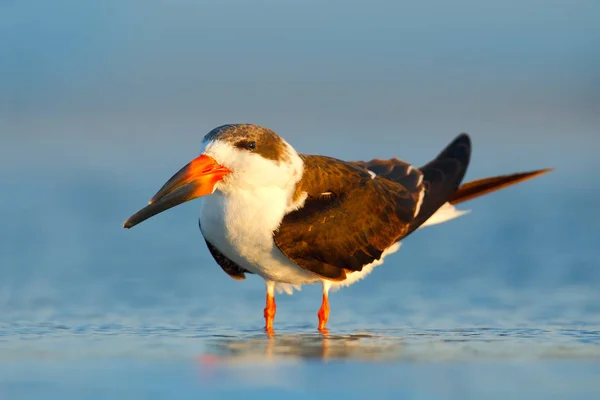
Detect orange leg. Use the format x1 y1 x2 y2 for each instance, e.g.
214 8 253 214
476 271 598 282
317 293 330 333
264 292 276 334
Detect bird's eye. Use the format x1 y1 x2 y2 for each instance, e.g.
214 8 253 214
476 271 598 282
235 140 257 151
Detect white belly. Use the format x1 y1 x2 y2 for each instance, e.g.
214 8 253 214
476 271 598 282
198 191 321 292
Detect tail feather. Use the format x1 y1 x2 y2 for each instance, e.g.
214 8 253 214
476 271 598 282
450 168 553 205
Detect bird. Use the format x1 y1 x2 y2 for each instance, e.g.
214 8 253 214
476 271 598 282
123 124 551 334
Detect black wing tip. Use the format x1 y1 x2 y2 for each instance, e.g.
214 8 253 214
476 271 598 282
451 132 471 146
441 132 471 151
453 132 472 151
435 132 472 168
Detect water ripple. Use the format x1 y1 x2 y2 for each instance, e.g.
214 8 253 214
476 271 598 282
1 323 599 363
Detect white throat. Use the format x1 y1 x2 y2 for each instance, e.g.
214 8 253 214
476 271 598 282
200 186 290 258
199 186 319 288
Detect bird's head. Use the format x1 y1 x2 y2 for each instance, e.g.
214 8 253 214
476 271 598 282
123 124 303 228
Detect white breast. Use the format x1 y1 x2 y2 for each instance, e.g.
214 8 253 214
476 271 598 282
198 188 321 292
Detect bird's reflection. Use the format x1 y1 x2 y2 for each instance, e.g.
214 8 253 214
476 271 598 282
197 332 402 366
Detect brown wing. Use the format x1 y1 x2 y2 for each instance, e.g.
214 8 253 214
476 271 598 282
274 134 472 281
351 158 419 185
350 158 424 198
351 134 472 234
274 155 420 281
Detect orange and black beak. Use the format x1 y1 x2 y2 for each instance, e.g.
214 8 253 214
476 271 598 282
123 154 231 229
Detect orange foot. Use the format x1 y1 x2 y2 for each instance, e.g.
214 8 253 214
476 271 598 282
264 293 276 335
317 293 330 334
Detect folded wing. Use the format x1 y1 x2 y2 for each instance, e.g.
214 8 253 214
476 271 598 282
274 134 472 280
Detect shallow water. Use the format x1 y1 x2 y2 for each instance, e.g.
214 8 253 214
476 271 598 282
1 163 600 398
2 326 600 399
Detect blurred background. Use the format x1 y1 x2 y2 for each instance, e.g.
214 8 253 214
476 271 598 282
1 0 599 398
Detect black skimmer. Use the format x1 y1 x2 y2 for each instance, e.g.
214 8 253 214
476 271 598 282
123 124 551 333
